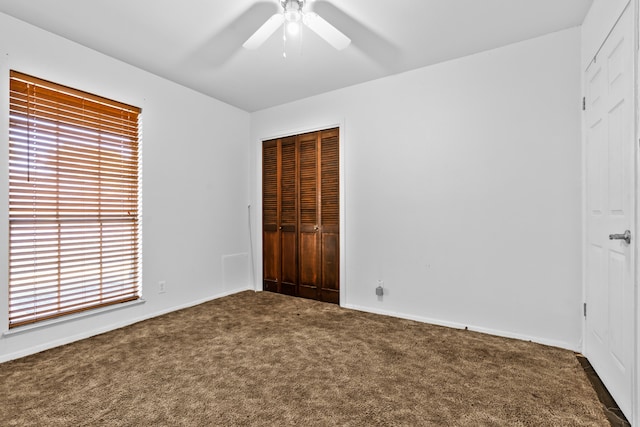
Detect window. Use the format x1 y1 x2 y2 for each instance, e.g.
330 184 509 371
8 70 141 328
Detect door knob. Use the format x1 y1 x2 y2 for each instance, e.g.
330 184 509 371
314 225 319 231
609 230 631 244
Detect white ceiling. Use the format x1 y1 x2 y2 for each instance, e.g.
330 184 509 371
0 0 593 112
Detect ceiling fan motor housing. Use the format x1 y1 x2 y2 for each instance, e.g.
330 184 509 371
283 0 304 22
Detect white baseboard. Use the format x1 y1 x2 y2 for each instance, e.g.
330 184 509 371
0 286 253 363
343 303 579 352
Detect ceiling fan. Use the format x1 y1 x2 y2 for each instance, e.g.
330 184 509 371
243 0 351 52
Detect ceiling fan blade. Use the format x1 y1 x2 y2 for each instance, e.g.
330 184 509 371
302 12 351 50
243 14 284 50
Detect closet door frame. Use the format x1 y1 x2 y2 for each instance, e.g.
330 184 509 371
255 122 346 306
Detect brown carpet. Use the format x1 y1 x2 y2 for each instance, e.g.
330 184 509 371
1 291 609 426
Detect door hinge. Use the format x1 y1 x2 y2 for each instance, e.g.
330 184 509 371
582 97 586 111
583 302 587 317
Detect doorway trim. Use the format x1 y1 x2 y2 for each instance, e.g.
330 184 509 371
634 1 640 424
252 120 346 306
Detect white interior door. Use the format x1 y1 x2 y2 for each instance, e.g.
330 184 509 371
584 4 635 421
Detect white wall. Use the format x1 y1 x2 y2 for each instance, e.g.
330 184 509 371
0 12 251 362
250 28 583 350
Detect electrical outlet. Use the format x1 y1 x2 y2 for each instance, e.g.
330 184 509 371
158 280 166 294
376 280 384 297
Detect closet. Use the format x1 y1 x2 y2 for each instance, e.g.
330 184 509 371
262 127 339 304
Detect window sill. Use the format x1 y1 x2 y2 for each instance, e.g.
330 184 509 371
3 299 146 337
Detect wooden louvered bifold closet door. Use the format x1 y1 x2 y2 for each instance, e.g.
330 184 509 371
318 128 340 303
262 128 339 303
262 139 279 294
279 137 298 295
298 131 320 300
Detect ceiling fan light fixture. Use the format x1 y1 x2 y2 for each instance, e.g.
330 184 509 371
286 21 301 35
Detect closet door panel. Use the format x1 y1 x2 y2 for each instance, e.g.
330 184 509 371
320 233 339 303
262 139 279 292
263 233 279 292
319 129 340 302
298 133 321 298
280 138 298 295
298 233 319 299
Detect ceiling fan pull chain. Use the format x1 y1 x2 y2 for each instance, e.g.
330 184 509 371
299 15 304 56
282 20 287 58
